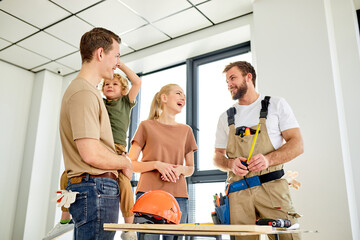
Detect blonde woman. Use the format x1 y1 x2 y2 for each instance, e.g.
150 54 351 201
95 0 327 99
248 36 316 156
129 84 197 239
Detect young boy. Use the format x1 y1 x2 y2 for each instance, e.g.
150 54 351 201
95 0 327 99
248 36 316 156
102 61 141 240
43 61 141 240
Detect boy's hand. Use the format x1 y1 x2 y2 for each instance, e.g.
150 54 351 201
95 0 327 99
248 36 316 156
117 61 125 69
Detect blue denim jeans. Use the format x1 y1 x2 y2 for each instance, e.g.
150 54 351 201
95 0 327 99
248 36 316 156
136 192 188 240
67 175 120 240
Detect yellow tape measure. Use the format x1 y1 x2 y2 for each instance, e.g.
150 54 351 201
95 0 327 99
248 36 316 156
247 123 261 164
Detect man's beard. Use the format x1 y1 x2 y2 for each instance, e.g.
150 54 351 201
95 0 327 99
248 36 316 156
231 81 248 100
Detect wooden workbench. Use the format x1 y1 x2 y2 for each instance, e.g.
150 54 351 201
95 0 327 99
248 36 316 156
103 223 303 237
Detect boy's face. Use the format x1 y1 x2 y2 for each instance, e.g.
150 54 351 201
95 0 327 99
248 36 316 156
103 79 122 100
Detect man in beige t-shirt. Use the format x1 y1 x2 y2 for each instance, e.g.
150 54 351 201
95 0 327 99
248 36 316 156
59 27 132 240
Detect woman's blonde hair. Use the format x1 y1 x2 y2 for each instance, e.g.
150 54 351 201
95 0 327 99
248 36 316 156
148 84 180 120
102 73 130 96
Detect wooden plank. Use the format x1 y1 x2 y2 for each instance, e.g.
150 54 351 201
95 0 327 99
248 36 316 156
103 223 273 234
103 228 263 236
103 223 318 238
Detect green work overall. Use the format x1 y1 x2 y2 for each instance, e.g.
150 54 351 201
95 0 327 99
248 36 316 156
226 97 300 240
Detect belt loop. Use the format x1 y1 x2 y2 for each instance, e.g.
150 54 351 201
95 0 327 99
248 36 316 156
85 173 90 181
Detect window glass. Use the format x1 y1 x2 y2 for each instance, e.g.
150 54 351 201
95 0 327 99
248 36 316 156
198 53 252 170
139 65 187 123
192 182 227 223
188 182 229 240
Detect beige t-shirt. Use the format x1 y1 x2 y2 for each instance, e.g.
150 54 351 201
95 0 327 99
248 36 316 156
59 78 117 178
131 120 198 198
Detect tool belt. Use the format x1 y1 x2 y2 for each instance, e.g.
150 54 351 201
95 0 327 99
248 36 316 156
70 172 117 184
213 169 284 225
227 169 284 194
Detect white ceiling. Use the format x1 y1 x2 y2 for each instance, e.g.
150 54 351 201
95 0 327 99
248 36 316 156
0 0 252 76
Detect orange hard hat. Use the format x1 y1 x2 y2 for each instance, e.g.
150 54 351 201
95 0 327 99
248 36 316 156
131 190 182 224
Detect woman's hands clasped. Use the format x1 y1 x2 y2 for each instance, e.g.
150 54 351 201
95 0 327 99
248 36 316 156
155 161 181 182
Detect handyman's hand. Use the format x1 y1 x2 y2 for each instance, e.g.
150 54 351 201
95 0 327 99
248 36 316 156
230 157 249 176
247 153 270 172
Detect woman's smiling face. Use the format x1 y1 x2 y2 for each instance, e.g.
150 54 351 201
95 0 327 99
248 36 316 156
162 85 186 113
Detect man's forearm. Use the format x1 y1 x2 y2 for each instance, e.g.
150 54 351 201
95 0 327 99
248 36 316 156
213 150 232 172
76 138 132 171
90 148 132 170
266 136 304 166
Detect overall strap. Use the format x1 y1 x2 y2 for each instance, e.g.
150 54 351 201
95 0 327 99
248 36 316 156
259 96 271 119
227 107 236 126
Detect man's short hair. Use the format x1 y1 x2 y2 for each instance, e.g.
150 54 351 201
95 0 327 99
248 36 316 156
80 27 121 63
223 61 257 87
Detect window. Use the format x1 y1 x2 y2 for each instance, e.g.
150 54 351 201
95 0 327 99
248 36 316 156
198 52 252 170
189 182 227 223
139 64 187 123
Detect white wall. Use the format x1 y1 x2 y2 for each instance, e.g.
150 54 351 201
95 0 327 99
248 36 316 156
328 2 360 238
0 61 64 239
355 0 360 10
252 0 360 239
0 61 34 240
44 72 76 235
21 71 63 240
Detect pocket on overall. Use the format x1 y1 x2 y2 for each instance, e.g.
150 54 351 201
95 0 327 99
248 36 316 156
262 178 292 208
